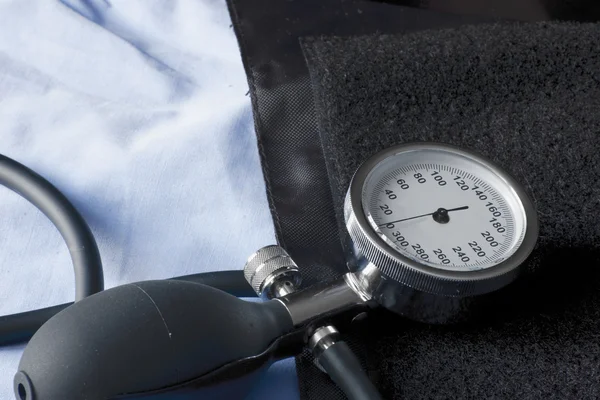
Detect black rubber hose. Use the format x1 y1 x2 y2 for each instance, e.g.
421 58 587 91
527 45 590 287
0 154 103 300
319 341 384 400
0 305 67 346
168 270 256 297
0 154 256 346
0 154 104 347
0 270 255 346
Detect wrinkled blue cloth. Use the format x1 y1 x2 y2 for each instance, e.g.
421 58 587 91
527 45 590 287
0 1 298 399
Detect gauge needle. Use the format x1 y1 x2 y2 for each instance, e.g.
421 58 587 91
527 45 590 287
379 206 469 226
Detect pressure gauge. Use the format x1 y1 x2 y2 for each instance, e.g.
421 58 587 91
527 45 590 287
344 143 538 298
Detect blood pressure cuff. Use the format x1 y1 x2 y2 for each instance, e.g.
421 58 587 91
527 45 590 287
300 22 600 399
226 1 600 399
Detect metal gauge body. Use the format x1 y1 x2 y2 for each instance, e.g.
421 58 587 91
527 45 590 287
345 143 538 298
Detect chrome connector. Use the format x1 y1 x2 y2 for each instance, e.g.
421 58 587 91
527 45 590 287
309 325 340 360
243 245 302 299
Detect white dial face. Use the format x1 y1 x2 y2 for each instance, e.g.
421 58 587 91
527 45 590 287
362 149 527 271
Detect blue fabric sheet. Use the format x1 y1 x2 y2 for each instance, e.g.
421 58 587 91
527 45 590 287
0 1 299 399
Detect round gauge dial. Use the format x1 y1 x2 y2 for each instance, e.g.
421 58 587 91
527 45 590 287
344 143 538 296
345 143 539 297
362 147 526 271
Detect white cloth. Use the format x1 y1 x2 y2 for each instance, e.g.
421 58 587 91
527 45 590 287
0 1 298 399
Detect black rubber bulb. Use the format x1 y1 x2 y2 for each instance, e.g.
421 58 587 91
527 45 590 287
14 280 293 400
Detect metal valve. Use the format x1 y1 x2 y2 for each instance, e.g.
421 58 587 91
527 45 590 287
243 245 302 299
243 245 380 399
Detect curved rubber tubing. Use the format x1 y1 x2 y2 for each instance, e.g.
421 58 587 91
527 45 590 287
319 341 384 400
0 154 104 345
